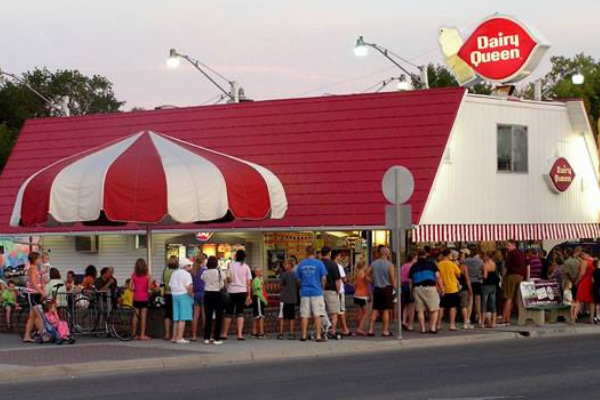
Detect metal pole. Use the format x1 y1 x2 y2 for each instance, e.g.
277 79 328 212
146 226 153 277
394 169 403 340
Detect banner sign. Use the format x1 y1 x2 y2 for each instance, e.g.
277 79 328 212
520 281 562 308
439 14 550 86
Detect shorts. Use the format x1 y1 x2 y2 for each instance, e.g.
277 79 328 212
401 284 414 305
354 297 368 307
225 292 247 318
193 293 204 306
299 296 326 318
471 282 482 296
172 293 193 321
163 294 173 319
502 274 523 301
373 285 394 311
440 292 460 309
594 288 600 304
458 290 469 308
133 300 149 309
278 302 296 320
27 293 42 307
413 286 440 313
338 293 346 314
324 290 341 315
252 296 265 319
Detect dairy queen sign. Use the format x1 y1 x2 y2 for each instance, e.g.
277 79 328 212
545 157 576 193
439 14 550 85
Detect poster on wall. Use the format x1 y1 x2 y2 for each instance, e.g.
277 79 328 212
267 249 286 279
520 281 562 308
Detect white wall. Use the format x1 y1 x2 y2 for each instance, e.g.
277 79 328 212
420 95 600 225
41 232 265 283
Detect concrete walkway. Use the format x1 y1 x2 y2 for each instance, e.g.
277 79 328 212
0 323 597 383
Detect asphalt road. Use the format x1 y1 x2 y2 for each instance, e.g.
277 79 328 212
3 335 600 400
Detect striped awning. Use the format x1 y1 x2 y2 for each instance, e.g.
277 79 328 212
412 223 600 243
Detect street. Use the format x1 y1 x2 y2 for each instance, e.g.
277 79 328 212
2 334 599 400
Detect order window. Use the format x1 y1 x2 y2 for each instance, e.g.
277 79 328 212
497 124 528 173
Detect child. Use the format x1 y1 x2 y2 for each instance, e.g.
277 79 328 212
353 261 371 335
1 282 18 330
278 259 298 340
43 301 75 344
593 259 600 324
122 279 133 307
251 267 269 339
563 280 575 324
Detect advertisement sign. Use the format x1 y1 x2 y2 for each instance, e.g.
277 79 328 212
520 281 562 308
545 157 576 193
195 232 213 242
439 14 550 85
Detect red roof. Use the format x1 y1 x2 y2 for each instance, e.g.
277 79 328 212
0 87 466 234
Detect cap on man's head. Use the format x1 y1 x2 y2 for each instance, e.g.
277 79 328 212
179 258 193 269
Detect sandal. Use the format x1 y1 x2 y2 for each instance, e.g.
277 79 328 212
277 334 284 340
429 330 438 334
366 332 375 337
300 337 307 342
381 332 393 338
315 338 327 343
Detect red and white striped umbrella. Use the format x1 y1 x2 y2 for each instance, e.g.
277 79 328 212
10 131 288 227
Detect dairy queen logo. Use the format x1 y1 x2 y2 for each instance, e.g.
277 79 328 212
546 157 576 193
439 14 550 85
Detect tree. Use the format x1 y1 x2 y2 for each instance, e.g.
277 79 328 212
418 63 493 95
0 68 124 171
517 53 600 135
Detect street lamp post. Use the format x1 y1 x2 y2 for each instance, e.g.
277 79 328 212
533 69 584 101
354 36 429 89
167 49 250 103
0 69 69 116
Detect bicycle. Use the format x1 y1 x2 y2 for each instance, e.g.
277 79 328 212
68 287 137 341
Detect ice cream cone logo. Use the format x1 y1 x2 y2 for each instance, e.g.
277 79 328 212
440 15 550 85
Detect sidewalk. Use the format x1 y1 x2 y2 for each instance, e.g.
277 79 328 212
0 323 597 383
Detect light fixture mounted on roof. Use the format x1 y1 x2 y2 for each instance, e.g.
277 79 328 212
533 68 585 101
166 48 251 104
353 36 428 89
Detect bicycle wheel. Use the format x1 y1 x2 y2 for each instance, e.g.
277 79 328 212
72 297 98 334
109 306 137 341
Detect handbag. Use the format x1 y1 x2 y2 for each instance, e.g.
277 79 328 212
218 269 230 303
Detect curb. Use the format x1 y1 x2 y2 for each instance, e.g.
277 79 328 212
0 326 597 383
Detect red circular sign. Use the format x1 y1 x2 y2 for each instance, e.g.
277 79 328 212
548 158 575 193
457 16 543 82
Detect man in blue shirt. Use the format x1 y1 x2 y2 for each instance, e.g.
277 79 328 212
296 245 327 342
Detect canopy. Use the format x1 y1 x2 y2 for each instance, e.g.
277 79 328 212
10 131 287 228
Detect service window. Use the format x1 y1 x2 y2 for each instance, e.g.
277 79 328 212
497 124 528 173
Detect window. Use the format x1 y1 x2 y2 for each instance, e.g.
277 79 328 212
135 235 148 249
497 124 528 173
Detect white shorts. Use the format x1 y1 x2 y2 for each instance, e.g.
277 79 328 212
299 296 326 318
324 290 341 315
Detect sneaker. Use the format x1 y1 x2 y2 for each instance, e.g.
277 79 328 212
257 334 270 340
288 334 297 340
213 340 223 345
176 339 190 344
203 340 210 344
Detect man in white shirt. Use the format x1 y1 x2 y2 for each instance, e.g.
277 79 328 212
334 250 353 336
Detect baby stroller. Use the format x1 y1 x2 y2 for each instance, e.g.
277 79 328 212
34 302 76 345
308 314 335 341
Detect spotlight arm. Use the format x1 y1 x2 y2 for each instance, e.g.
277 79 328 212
170 50 235 102
0 68 65 115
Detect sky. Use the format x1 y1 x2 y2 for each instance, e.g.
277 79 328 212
0 0 598 110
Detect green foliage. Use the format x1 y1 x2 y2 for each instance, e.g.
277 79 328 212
417 63 493 95
524 53 600 134
0 68 124 171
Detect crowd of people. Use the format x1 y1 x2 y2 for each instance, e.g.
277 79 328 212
5 240 600 345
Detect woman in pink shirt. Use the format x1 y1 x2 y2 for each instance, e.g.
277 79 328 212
221 250 252 340
129 259 151 340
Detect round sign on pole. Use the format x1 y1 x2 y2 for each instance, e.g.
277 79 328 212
382 166 414 205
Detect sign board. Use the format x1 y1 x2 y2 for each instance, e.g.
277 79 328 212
195 232 213 242
439 14 550 86
520 281 563 308
544 157 576 193
382 166 414 205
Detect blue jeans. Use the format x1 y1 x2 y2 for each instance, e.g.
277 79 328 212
481 285 497 314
